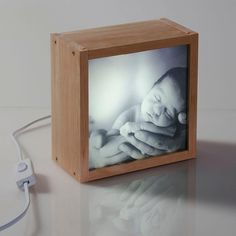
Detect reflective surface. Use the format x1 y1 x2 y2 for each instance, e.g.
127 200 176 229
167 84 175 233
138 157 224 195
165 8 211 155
85 166 192 236
0 108 236 236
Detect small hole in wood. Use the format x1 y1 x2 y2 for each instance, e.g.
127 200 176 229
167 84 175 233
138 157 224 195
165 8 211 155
54 40 57 44
72 51 75 56
73 172 76 176
55 157 58 161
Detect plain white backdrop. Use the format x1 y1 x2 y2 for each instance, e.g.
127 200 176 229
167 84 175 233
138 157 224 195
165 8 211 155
0 0 236 110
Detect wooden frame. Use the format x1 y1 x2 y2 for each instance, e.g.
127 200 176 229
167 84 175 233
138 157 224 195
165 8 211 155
51 18 198 182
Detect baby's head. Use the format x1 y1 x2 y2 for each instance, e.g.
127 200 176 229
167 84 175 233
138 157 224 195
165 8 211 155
141 67 187 127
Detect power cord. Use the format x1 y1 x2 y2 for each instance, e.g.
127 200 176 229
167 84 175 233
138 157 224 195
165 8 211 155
12 115 51 161
0 115 51 231
0 182 30 231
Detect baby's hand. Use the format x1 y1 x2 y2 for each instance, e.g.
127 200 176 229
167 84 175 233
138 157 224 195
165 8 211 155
120 122 140 137
120 122 176 138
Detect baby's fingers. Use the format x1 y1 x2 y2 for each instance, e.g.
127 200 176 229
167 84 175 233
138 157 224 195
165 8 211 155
120 122 176 137
134 131 170 151
120 122 138 136
139 122 176 137
124 135 157 156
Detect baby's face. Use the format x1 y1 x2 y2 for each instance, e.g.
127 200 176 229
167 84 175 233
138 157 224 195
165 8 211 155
141 76 186 127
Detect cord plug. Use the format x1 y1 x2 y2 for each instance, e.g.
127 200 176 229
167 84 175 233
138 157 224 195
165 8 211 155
15 159 36 191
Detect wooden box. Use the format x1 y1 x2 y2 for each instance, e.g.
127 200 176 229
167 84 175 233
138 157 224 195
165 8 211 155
51 18 198 182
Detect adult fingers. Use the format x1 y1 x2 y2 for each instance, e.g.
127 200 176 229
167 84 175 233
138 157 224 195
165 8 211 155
123 135 158 156
119 143 146 159
105 152 130 166
134 131 170 151
90 129 107 148
139 122 176 137
99 135 126 157
149 149 166 156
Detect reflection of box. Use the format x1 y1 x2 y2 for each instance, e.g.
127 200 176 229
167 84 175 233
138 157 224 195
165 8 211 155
51 18 198 182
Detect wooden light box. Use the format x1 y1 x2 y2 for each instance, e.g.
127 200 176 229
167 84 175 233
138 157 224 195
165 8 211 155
51 18 198 182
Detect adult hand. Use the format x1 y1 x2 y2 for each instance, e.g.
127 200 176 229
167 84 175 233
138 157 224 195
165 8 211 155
119 122 186 159
89 129 129 169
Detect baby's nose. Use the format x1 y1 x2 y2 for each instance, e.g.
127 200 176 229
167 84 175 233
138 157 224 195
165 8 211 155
153 104 165 116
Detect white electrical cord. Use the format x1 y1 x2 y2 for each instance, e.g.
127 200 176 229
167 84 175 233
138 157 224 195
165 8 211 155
0 115 51 231
11 115 51 161
0 182 30 231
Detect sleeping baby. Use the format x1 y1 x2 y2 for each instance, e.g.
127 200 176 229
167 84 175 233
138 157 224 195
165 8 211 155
89 67 188 169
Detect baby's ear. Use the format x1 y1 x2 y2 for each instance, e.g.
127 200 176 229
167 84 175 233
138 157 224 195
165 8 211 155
178 112 187 125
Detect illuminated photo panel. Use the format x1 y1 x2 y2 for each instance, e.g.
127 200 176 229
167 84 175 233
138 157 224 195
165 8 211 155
89 45 188 170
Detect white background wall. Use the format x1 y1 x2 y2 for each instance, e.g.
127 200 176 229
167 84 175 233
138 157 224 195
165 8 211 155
0 0 235 110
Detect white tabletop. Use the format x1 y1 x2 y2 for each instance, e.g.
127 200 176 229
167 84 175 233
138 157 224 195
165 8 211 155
0 108 236 236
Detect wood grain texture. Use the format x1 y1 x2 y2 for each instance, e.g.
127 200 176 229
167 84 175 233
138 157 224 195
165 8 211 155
51 18 198 182
59 19 197 59
51 34 88 181
188 34 198 157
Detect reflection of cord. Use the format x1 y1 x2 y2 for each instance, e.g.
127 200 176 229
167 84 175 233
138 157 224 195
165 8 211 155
0 115 51 231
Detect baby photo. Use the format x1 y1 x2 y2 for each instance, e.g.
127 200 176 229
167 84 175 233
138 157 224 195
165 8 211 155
89 45 188 169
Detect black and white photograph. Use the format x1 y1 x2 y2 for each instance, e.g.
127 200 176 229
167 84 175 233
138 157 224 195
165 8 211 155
89 45 188 170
